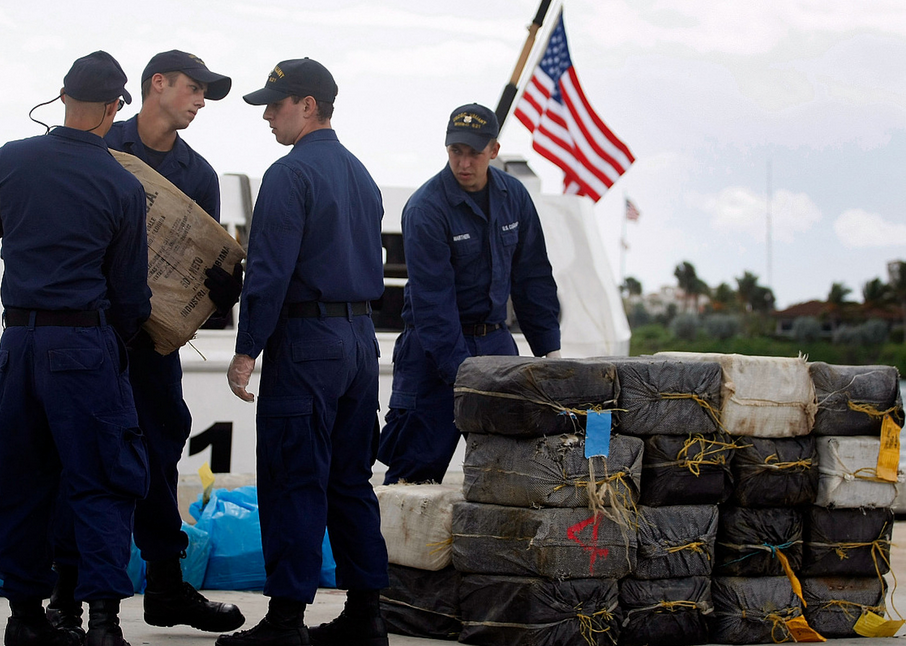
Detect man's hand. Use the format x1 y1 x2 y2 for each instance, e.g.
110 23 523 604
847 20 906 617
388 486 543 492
205 262 244 314
545 349 562 359
228 353 256 402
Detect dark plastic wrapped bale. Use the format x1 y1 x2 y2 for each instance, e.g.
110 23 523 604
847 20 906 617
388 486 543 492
618 576 712 646
459 574 620 646
454 356 618 437
715 506 803 577
800 506 894 576
639 432 734 506
451 501 636 579
380 564 461 640
803 576 887 638
730 435 818 507
809 362 903 436
634 505 718 579
462 432 643 508
709 576 803 644
608 357 722 436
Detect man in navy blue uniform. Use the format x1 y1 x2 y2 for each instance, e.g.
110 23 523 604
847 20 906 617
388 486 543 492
0 51 151 646
221 58 389 646
378 103 561 485
49 50 245 637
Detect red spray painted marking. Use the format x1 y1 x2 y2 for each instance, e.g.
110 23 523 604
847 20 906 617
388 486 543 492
566 514 609 574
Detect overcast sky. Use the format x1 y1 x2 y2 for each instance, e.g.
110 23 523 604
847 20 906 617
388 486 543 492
2 0 905 309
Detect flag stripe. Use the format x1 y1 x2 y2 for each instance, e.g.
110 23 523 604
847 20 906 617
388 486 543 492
513 10 633 203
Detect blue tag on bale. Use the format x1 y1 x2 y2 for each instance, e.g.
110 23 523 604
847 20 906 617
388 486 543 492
584 410 612 458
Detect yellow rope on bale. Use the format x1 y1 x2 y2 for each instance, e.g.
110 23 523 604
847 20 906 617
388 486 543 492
576 607 615 646
658 392 726 431
765 611 796 643
762 453 813 471
675 434 746 476
846 400 899 419
666 541 710 560
817 599 884 620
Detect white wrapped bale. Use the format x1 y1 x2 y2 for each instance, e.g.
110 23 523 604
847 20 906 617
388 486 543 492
462 433 643 508
656 352 817 437
375 483 463 571
815 436 898 508
452 502 636 579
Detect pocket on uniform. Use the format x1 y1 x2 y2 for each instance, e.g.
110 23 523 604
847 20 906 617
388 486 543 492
389 391 416 410
95 411 150 499
49 347 105 371
256 395 314 482
291 339 343 362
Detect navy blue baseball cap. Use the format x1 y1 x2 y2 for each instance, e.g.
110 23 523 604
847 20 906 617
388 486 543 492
142 50 232 100
445 103 499 150
243 58 337 105
63 51 132 105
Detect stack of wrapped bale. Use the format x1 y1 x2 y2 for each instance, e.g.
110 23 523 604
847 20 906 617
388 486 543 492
375 483 464 640
800 362 903 638
453 356 638 646
608 357 725 646
657 352 819 644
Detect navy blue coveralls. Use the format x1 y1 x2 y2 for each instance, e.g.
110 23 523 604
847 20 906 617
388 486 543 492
0 127 152 601
53 116 223 567
236 128 389 602
377 164 560 484
103 116 221 562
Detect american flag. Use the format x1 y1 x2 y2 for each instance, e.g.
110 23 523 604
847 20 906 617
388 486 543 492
514 11 634 202
626 198 641 221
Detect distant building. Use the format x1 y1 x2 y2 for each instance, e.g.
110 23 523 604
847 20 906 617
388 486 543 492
626 285 710 316
772 299 901 338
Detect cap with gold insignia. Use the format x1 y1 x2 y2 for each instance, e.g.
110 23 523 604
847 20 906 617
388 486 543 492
243 58 337 106
445 103 499 151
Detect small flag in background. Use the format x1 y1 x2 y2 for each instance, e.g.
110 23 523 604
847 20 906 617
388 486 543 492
514 10 634 202
625 198 641 221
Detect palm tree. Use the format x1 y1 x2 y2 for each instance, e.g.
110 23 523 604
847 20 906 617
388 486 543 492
711 282 737 312
736 271 760 313
889 261 906 344
863 277 892 308
674 261 699 312
827 282 852 307
622 276 642 297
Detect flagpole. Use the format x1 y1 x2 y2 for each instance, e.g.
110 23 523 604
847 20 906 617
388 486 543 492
494 0 554 129
620 192 628 285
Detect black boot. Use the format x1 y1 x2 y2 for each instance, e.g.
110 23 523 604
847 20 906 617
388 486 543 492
85 599 128 646
5 598 81 646
215 597 309 646
144 556 245 632
46 563 86 644
308 590 388 646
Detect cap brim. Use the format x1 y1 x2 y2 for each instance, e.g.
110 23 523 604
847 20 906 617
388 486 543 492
184 68 232 101
243 86 288 105
445 131 492 151
122 88 133 105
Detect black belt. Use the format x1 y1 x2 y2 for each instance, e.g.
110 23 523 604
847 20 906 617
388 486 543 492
285 301 371 318
462 323 502 337
4 308 104 327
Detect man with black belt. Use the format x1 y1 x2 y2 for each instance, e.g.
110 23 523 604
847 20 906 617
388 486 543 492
0 51 151 646
221 58 389 646
377 103 561 485
48 49 245 638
